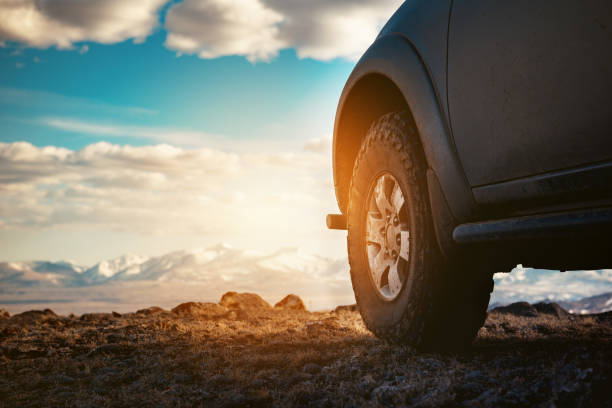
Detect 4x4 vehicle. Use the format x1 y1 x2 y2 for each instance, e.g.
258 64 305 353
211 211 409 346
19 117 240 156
326 0 612 351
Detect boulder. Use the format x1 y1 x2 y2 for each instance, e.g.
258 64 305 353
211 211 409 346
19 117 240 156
533 302 568 318
172 302 228 319
136 306 167 315
80 313 117 322
491 302 538 317
274 294 306 311
594 310 612 324
8 309 56 325
219 292 271 310
334 304 358 313
0 309 9 319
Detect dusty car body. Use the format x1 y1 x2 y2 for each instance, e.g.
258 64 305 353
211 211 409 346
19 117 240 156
327 0 612 349
330 0 612 271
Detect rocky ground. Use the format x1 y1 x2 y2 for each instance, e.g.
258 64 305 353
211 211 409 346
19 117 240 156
0 292 610 407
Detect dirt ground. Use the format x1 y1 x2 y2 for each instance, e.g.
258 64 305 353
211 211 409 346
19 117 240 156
0 293 610 407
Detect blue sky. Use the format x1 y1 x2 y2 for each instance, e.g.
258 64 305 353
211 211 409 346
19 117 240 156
0 34 351 151
0 0 402 264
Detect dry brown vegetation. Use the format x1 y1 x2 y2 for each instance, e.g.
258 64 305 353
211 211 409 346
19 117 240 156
0 293 610 407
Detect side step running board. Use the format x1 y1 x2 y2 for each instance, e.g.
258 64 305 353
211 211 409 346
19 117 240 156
453 207 612 244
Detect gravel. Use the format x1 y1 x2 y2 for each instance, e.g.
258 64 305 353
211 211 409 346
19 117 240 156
0 295 610 407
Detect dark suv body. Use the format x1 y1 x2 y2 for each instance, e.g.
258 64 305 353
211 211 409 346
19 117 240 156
327 0 612 350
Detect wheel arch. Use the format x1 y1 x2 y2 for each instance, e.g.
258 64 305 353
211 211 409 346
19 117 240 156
332 34 476 224
333 73 408 214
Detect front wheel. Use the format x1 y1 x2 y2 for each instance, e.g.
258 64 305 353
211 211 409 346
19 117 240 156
346 111 493 351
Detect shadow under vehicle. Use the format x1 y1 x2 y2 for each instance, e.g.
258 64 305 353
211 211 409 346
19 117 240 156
326 0 612 351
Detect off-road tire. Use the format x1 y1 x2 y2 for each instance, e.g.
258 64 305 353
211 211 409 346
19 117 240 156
346 111 493 351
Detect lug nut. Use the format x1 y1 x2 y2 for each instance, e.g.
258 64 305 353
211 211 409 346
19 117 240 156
393 216 399 226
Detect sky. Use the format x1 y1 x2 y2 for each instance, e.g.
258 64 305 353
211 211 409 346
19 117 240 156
0 0 404 265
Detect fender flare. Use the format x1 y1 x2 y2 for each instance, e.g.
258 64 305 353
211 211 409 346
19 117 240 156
333 34 476 223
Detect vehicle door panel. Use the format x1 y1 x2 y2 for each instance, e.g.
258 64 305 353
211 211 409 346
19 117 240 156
448 0 612 188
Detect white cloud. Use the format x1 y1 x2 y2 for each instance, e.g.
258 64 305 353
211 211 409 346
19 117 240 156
38 116 310 152
0 140 337 253
42 117 220 147
0 0 166 49
164 0 403 62
492 267 612 305
0 0 402 61
266 0 402 61
165 0 285 63
304 136 331 153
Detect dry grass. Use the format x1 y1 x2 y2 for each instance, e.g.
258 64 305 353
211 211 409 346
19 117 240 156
0 298 610 407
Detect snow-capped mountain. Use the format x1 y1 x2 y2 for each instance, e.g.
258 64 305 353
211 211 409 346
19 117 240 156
0 244 349 288
491 265 612 307
81 254 150 283
557 292 612 314
1 247 611 314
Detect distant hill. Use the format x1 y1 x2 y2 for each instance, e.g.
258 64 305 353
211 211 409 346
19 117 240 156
0 244 348 288
1 246 611 314
491 266 612 312
557 292 612 314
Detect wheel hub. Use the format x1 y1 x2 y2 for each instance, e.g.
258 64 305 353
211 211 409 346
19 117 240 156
385 218 400 255
365 173 410 300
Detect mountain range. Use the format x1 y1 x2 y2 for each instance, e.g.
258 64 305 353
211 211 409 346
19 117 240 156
0 244 348 288
0 244 611 314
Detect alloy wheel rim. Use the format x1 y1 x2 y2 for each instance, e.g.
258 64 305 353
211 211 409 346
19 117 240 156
365 173 410 300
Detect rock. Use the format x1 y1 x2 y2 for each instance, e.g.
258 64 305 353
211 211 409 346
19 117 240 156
465 370 485 381
220 392 246 407
535 324 554 334
54 391 76 401
219 292 271 310
174 373 192 383
8 309 57 325
500 321 517 333
454 382 485 401
92 367 121 388
136 306 167 315
111 311 122 318
105 333 124 343
54 374 76 385
172 302 228 319
1 345 47 359
274 294 306 311
594 310 612 324
491 302 538 317
302 363 321 374
0 309 9 319
87 344 133 357
533 302 568 318
250 378 266 388
471 388 502 407
333 304 358 313
210 374 233 385
287 373 311 386
244 388 272 405
80 313 115 322
358 374 377 396
372 385 405 406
